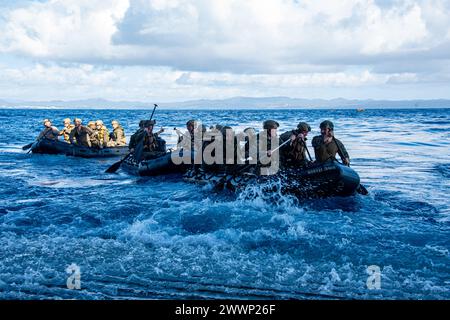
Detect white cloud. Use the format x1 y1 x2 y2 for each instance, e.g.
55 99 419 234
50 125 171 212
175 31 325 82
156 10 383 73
0 0 129 60
0 0 450 101
2 0 449 71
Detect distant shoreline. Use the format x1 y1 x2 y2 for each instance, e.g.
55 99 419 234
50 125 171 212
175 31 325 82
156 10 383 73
1 96 450 110
1 106 449 111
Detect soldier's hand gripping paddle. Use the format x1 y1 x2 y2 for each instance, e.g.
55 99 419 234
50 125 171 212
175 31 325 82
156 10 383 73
105 103 158 173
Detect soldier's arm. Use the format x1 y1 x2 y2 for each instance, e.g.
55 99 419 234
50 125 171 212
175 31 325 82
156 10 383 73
335 138 350 162
85 127 94 135
37 130 44 140
279 131 291 143
51 127 60 136
117 129 124 141
104 130 110 143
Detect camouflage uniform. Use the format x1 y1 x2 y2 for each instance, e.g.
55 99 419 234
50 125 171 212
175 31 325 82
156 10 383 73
279 122 311 167
38 126 60 141
131 120 166 160
312 136 349 163
312 120 350 163
177 120 200 152
129 128 144 150
69 125 94 147
108 126 126 146
254 120 280 172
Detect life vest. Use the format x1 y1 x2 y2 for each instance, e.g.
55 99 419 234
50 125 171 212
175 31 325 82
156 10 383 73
97 126 109 143
61 124 74 142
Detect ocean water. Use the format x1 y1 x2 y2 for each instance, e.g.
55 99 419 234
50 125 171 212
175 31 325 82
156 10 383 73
0 108 448 300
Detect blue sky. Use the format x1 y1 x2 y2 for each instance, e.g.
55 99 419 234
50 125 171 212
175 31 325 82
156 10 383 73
1 0 450 102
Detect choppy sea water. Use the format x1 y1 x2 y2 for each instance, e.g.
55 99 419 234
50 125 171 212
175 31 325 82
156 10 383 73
0 108 448 300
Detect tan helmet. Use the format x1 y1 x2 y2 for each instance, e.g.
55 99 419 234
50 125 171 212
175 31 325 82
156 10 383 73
63 118 71 124
87 121 96 128
95 120 104 126
43 119 51 124
74 118 82 123
111 120 119 125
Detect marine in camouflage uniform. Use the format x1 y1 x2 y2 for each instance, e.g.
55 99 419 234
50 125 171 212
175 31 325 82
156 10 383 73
69 118 95 147
279 122 312 167
128 120 145 151
59 118 75 143
311 120 350 165
38 119 60 141
258 120 279 159
177 120 198 149
253 120 280 174
95 120 110 148
108 120 127 146
87 121 100 148
130 120 165 161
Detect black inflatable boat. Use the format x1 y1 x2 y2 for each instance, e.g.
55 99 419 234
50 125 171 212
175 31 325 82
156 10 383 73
120 149 196 176
31 138 129 158
184 160 362 198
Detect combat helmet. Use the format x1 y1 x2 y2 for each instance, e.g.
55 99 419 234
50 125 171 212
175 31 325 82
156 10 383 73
297 122 311 132
263 120 279 130
320 120 334 130
186 119 197 127
144 120 156 127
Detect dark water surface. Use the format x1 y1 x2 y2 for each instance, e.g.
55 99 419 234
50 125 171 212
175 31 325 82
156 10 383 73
0 108 449 299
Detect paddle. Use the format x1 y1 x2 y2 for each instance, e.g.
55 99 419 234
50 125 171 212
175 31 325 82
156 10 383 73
22 142 33 151
105 104 158 173
213 137 291 191
302 138 313 162
333 136 369 195
24 127 54 152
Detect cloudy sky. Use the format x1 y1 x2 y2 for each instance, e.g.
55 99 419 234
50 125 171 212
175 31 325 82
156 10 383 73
1 0 450 102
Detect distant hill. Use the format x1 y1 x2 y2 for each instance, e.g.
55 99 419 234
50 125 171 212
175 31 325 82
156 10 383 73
0 97 449 109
